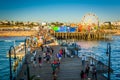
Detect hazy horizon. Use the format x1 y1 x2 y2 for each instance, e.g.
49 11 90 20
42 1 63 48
0 0 120 23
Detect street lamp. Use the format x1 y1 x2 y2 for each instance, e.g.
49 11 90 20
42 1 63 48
9 46 16 80
24 37 30 80
106 43 111 80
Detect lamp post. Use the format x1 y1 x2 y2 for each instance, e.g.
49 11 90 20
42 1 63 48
24 37 30 80
106 43 111 80
9 46 16 80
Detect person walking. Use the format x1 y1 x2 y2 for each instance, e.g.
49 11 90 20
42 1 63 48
85 64 90 77
51 60 57 73
63 48 66 58
52 71 57 80
92 66 97 80
33 56 36 68
56 59 60 71
40 44 44 51
51 47 54 54
43 52 46 61
56 53 62 61
82 55 86 66
38 55 42 67
46 54 51 63
80 70 84 80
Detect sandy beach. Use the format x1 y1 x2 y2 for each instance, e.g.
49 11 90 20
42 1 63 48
0 30 38 37
103 29 120 35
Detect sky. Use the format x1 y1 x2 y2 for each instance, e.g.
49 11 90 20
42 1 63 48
0 0 120 23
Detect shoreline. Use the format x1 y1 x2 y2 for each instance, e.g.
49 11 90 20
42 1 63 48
103 29 120 36
0 29 120 37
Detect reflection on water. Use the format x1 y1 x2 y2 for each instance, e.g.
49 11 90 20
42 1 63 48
77 41 99 49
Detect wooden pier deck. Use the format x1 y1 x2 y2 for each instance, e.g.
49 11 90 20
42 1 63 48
16 45 108 80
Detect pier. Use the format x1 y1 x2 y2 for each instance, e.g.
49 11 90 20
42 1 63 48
51 32 110 40
7 28 113 80
16 44 109 80
14 37 113 80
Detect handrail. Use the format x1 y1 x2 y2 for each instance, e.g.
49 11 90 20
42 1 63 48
7 37 31 80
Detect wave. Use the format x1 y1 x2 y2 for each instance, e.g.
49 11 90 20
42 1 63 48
0 50 7 53
0 73 9 80
0 66 9 71
0 69 9 73
0 40 24 42
0 58 8 61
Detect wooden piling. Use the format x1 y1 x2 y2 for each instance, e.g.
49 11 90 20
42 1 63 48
51 32 108 40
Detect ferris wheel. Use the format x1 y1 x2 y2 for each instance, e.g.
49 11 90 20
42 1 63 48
81 13 99 26
80 13 99 32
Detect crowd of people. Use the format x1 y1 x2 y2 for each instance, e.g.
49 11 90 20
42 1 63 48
30 41 98 80
31 44 65 80
27 27 66 80
27 27 98 80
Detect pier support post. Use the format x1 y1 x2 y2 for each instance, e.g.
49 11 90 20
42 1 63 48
9 49 12 80
106 43 111 80
25 38 30 80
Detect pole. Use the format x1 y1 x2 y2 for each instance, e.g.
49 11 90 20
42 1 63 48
13 47 16 59
9 50 12 80
25 38 30 80
108 43 111 80
13 40 16 59
9 46 16 80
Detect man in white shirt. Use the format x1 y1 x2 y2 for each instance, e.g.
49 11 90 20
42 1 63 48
82 55 86 66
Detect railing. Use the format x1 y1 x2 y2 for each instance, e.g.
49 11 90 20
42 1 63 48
7 38 32 80
13 56 25 79
78 48 112 73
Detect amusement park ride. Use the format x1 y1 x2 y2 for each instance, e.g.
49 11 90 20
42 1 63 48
48 13 110 40
50 13 100 33
79 13 99 32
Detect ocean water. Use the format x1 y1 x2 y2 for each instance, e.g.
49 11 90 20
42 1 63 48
76 36 120 80
0 36 120 80
0 37 25 80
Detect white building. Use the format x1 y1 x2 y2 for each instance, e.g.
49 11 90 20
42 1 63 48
111 21 120 26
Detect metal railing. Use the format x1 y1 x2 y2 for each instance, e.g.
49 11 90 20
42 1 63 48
9 46 16 80
8 37 32 80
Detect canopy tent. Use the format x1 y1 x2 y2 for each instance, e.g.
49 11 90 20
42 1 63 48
70 27 76 32
50 26 77 32
52 26 60 32
59 26 67 32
